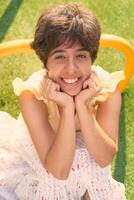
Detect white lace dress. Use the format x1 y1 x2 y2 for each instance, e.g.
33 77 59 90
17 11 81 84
0 66 127 200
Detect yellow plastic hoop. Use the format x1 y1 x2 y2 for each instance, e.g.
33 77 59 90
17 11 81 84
100 34 134 92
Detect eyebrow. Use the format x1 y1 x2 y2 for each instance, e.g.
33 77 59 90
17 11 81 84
50 48 88 56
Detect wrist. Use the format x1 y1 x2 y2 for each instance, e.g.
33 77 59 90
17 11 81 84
75 98 87 110
59 103 75 114
75 99 94 116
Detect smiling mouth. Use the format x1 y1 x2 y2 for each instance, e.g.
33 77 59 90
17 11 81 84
62 78 79 84
61 77 81 84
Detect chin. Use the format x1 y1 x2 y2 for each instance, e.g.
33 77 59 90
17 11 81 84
63 88 81 97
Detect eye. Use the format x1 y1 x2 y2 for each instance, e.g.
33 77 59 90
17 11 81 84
76 53 88 59
54 55 65 60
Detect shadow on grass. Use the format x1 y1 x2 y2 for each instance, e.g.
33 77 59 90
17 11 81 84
114 93 126 183
0 0 23 42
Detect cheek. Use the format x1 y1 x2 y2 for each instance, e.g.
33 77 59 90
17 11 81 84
48 68 60 81
47 63 62 81
48 71 55 79
82 67 91 78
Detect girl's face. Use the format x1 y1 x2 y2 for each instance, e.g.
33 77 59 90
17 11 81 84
47 42 92 96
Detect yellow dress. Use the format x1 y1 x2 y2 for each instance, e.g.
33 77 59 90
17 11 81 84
0 65 126 200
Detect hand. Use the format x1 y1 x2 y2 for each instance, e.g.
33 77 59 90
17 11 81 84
41 75 74 109
75 71 102 104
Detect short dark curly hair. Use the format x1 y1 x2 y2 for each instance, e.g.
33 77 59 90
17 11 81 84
31 3 101 67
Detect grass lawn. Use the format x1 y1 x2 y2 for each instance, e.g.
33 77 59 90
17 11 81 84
0 0 134 199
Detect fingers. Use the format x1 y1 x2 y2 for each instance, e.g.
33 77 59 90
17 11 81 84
83 79 89 89
83 71 102 94
90 71 99 86
41 76 60 99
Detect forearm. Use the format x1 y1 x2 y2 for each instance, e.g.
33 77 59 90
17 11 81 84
76 103 118 167
44 106 76 179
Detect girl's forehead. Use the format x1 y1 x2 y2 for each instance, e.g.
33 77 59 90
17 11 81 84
50 41 86 55
56 37 84 50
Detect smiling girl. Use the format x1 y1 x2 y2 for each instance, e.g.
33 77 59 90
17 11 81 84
0 3 126 200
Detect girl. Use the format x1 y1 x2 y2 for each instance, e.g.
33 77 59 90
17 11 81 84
0 3 126 200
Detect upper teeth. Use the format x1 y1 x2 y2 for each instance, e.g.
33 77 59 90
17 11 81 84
63 78 78 84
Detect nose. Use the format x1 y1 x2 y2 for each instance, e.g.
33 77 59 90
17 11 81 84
65 58 78 75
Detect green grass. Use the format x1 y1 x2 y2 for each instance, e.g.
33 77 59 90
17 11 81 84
0 0 134 199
